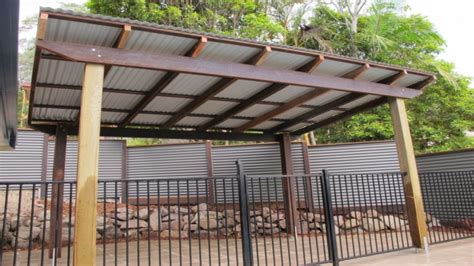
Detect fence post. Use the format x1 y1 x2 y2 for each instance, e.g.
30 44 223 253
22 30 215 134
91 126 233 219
321 169 339 266
236 160 253 266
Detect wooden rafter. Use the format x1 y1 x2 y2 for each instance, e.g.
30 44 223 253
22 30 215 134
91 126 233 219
37 40 423 98
198 55 325 130
236 63 370 132
117 36 207 127
104 24 131 76
160 46 271 129
282 69 407 134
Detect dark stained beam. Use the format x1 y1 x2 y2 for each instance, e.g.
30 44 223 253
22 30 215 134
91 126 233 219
117 36 208 127
36 40 424 98
34 125 278 142
198 55 325 130
291 97 388 136
160 46 271 129
268 93 365 133
237 63 370 132
234 89 329 132
36 82 146 95
273 68 405 133
409 76 436 90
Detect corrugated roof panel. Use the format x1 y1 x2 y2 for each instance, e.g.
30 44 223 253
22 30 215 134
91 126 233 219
274 107 312 120
339 95 380 109
32 108 78 121
264 85 313 103
304 90 349 106
199 42 259 63
260 51 313 70
144 97 192 112
102 92 143 110
37 59 85 85
309 110 344 123
358 67 398 82
215 80 271 99
46 18 120 46
393 73 426 87
175 116 212 127
34 87 81 106
104 67 167 91
285 122 312 132
251 120 282 130
314 60 360 76
132 114 171 125
236 104 275 118
216 118 247 129
125 30 196 55
101 111 127 124
162 74 221 95
192 100 238 115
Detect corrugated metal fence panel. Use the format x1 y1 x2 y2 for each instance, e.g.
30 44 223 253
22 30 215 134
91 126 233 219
308 141 403 207
47 140 124 199
127 143 209 197
0 130 47 182
416 150 474 172
212 143 306 203
308 141 400 174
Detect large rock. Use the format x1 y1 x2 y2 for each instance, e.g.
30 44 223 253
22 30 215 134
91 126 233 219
334 216 345 227
136 208 149 220
122 219 148 229
349 211 364 220
17 225 42 240
160 230 188 239
199 218 220 230
279 220 286 230
162 213 180 222
366 209 379 218
320 224 340 235
380 215 406 230
262 207 271 218
342 219 359 229
268 213 285 223
361 218 386 232
191 203 207 213
169 220 182 231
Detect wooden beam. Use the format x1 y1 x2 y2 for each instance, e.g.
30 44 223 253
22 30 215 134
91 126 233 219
48 124 67 259
302 142 315 212
291 97 388 136
279 68 401 134
104 24 132 76
34 125 278 142
36 40 423 99
74 63 104 266
37 13 49 40
117 36 207 127
160 46 271 128
199 55 325 130
388 97 427 249
234 89 329 132
238 63 370 132
269 93 364 133
279 133 298 234
409 76 436 90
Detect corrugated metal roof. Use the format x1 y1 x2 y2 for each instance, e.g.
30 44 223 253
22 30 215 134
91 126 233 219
29 8 436 136
339 95 381 109
309 110 344 123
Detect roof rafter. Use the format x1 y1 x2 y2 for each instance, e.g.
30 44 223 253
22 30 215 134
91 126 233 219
234 63 371 132
198 55 325 130
287 70 407 135
160 46 272 129
117 36 208 127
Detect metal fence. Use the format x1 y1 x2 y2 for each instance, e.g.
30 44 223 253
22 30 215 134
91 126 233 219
0 169 472 265
419 170 474 244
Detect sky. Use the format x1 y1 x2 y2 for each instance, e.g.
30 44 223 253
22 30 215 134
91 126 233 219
19 0 474 85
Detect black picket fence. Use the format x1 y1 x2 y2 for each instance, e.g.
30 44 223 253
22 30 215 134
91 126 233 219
0 167 472 265
419 170 474 245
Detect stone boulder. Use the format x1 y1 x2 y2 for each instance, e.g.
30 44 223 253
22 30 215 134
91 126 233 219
380 215 406 230
366 209 379 218
361 218 386 232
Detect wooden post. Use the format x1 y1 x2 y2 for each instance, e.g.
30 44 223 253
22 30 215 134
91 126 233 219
49 124 67 258
302 142 315 212
389 97 428 249
74 63 104 265
205 140 215 206
279 133 298 234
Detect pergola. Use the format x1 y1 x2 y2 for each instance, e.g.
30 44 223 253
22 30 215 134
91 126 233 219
29 8 435 264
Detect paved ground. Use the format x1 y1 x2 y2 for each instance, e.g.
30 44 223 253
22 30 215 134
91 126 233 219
2 233 472 265
344 238 474 265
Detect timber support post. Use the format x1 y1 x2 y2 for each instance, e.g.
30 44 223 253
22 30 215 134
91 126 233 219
74 63 104 265
389 97 428 249
49 124 67 259
279 133 298 234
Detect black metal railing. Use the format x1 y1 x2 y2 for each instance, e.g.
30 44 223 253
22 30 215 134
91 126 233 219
419 170 474 244
1 169 472 265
